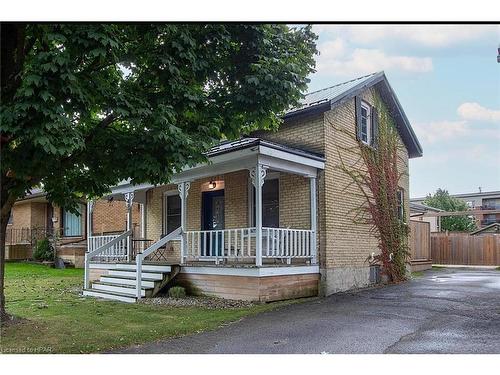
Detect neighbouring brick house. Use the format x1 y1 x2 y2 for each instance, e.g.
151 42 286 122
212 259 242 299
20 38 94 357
6 188 142 266
84 72 423 303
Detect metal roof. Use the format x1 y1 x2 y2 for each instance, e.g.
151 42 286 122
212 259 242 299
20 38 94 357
208 137 325 162
287 72 380 114
284 71 423 159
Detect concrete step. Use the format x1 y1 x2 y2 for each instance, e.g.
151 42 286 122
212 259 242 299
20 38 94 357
114 264 171 273
83 289 137 303
92 282 146 297
107 269 164 280
100 276 156 289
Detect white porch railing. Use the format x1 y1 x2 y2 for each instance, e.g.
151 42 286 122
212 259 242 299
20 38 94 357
136 227 182 298
88 234 129 259
84 230 132 289
184 227 315 264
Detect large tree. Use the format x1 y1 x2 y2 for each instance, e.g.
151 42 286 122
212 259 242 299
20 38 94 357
423 189 477 232
0 23 317 320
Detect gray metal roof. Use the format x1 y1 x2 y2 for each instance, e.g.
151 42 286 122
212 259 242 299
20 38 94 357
284 71 423 159
288 72 380 114
208 137 325 162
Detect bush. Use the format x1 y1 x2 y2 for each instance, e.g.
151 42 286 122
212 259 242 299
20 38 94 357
168 286 186 299
33 238 55 261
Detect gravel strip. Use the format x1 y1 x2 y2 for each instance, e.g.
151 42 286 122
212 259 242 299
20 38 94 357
138 296 257 309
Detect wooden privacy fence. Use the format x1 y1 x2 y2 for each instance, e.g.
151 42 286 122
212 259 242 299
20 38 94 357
431 232 500 266
409 220 431 261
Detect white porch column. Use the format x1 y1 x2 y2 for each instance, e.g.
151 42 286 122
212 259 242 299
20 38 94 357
309 177 318 264
178 181 190 264
86 199 95 252
250 164 266 267
124 192 134 261
140 203 146 239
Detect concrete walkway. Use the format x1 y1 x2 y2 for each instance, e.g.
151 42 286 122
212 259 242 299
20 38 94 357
113 268 500 354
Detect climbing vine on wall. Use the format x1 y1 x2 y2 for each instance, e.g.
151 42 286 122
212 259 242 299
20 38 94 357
330 89 410 282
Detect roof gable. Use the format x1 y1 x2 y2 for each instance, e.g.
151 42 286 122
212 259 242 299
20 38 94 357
285 71 423 158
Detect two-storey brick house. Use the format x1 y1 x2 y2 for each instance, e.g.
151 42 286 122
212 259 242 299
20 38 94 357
83 71 423 302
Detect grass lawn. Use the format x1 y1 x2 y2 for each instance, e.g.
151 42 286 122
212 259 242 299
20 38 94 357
0 263 294 353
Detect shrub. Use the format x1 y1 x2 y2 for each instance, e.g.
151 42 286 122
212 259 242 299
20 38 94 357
33 238 55 262
168 286 186 298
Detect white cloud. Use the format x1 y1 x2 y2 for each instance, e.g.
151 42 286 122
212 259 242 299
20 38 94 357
313 25 497 48
457 102 500 122
412 120 469 144
316 44 433 76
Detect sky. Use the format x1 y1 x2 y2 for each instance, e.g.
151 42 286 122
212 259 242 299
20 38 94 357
306 24 500 198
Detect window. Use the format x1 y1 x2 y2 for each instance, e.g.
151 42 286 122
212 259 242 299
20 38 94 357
164 192 181 235
62 205 83 237
397 189 405 221
360 101 371 145
252 178 280 228
7 212 13 225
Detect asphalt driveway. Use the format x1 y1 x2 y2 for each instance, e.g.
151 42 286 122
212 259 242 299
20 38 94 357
114 268 500 354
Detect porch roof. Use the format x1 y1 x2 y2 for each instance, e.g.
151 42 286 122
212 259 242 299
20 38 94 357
109 137 324 197
208 137 325 162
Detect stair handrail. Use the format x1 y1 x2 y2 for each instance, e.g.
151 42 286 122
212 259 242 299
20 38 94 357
135 227 182 298
84 230 132 289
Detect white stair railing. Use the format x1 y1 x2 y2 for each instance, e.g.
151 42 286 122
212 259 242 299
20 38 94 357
84 230 132 289
135 227 182 298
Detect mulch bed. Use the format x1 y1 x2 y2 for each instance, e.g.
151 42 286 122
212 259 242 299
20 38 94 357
138 295 257 309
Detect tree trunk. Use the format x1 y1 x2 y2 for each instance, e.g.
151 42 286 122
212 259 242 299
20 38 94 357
0 191 17 322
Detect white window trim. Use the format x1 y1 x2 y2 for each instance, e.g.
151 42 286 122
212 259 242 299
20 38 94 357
163 190 180 235
248 172 280 227
360 100 371 145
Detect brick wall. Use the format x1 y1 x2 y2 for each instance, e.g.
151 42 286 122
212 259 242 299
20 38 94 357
8 201 34 230
91 199 142 236
279 173 310 229
252 112 325 155
30 202 47 229
320 88 410 293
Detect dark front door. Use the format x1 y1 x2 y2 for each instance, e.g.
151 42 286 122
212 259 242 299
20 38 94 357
201 190 225 256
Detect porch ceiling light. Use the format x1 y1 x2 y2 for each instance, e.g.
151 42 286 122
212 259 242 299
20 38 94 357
208 181 217 190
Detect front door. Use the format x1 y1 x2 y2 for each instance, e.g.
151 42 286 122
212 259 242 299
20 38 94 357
201 190 225 256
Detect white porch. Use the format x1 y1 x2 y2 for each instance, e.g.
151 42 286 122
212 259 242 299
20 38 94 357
83 138 324 301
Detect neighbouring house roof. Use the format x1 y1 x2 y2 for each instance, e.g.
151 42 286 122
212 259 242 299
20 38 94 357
470 223 500 235
409 202 443 214
284 71 423 159
412 190 500 202
16 187 47 203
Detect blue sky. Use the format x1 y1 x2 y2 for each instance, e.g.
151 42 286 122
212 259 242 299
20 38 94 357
306 24 500 198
